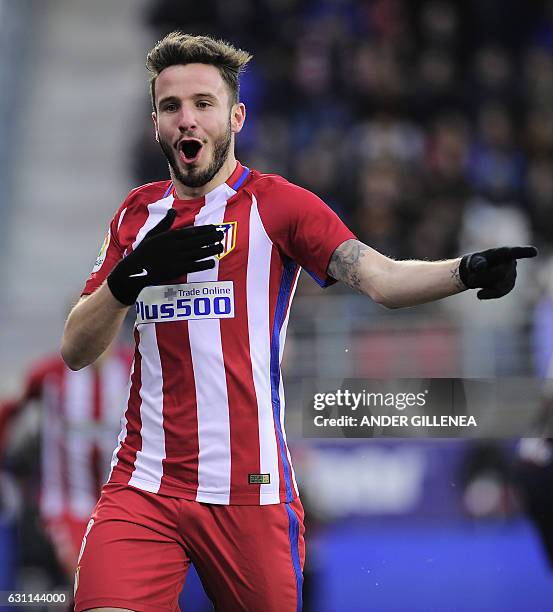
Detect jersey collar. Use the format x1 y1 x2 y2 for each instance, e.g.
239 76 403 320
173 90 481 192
225 161 250 192
167 161 250 203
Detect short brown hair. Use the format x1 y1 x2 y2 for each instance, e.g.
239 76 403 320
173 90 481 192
146 31 253 110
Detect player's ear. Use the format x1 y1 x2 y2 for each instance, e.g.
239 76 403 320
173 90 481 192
152 111 159 142
230 102 246 134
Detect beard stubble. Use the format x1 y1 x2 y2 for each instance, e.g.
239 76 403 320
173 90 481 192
158 120 232 189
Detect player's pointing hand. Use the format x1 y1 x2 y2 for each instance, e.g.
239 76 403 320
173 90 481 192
107 209 224 305
459 245 538 300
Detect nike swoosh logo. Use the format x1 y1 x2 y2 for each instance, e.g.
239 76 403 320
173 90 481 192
129 268 148 278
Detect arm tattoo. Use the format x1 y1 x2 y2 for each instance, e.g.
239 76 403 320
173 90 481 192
450 263 465 291
328 239 369 292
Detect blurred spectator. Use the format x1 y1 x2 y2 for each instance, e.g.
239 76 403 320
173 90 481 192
348 112 425 164
412 47 461 120
354 158 405 257
467 45 516 110
525 156 553 247
468 102 525 203
526 106 553 157
523 46 553 107
419 1 459 49
424 112 471 197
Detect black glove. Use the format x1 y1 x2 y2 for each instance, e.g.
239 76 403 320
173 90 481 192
459 245 538 300
107 209 224 305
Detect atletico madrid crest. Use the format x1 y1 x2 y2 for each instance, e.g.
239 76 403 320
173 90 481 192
215 221 237 260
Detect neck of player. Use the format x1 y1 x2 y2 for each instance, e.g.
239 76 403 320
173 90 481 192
172 150 238 200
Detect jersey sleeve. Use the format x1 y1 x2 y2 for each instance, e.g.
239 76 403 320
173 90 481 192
81 204 127 295
255 179 356 286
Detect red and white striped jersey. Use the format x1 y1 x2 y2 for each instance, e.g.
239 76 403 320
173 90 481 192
83 162 355 505
0 352 131 520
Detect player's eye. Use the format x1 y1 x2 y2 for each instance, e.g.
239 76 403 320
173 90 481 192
197 101 211 109
162 103 178 112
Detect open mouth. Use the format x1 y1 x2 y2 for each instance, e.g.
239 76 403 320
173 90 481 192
178 139 203 164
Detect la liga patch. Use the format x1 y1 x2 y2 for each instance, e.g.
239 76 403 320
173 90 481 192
92 228 110 272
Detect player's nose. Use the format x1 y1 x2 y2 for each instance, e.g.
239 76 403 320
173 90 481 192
176 105 198 132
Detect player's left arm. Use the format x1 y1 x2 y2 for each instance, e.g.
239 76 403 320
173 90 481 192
328 239 538 309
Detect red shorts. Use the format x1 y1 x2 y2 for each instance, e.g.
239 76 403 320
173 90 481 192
74 483 305 612
43 514 89 579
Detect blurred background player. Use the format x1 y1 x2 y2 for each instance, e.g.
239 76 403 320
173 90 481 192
0 342 132 593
